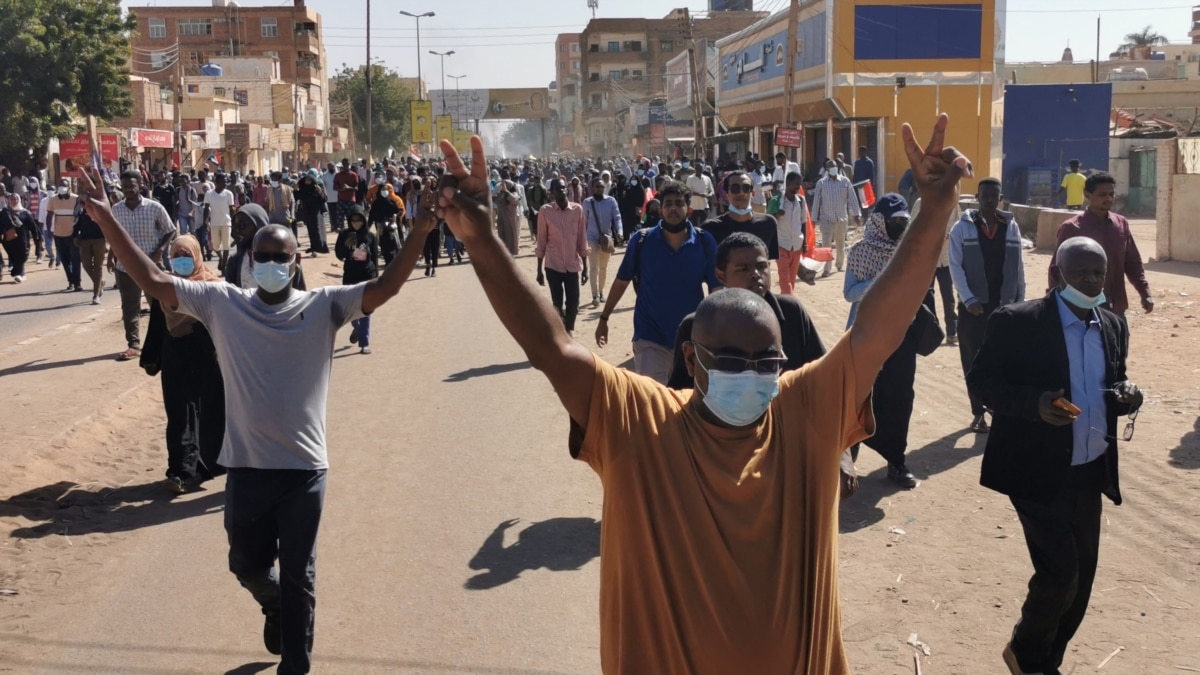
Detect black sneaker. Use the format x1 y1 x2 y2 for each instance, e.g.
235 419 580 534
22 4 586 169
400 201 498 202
887 463 918 489
349 329 359 344
164 476 186 494
263 610 281 655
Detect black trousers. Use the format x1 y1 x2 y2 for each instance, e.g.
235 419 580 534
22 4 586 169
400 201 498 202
1009 460 1105 673
422 228 441 268
862 329 918 466
528 212 539 239
545 268 580 331
301 210 328 253
957 303 996 416
689 208 708 228
160 327 226 483
932 266 957 337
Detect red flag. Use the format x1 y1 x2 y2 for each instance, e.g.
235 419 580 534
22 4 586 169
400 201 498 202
855 180 876 209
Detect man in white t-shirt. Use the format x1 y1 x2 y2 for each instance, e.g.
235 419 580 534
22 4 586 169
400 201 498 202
772 151 801 185
78 165 439 675
684 167 714 228
203 173 237 273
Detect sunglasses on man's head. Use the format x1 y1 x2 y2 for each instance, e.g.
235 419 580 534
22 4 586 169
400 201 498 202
252 251 295 265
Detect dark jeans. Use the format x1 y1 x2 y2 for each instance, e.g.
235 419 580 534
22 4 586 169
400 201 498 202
957 303 996 416
2 242 26 277
862 330 918 466
423 229 441 268
932 266 957 338
54 235 81 286
335 201 355 231
528 211 539 239
1009 460 1104 673
351 316 370 347
116 270 143 349
689 208 708 228
226 468 327 675
301 210 328 253
545 268 580 331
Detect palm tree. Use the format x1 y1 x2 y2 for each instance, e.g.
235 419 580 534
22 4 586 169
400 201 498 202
1119 26 1168 53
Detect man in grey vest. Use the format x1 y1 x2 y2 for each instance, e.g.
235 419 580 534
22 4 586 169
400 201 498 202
948 178 1025 433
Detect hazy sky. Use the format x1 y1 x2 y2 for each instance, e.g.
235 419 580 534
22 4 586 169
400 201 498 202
123 0 1194 89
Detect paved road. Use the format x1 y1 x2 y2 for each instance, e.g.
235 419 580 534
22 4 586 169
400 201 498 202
0 254 115 346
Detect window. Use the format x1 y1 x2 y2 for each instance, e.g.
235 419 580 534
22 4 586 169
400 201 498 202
178 18 212 36
148 18 166 39
261 17 278 38
589 44 599 52
590 94 602 106
661 40 674 52
630 41 642 52
609 70 622 80
631 70 643 80
187 51 199 63
608 41 620 52
589 72 600 82
559 44 566 53
571 43 580 53
564 83 576 96
572 60 580 71
263 50 279 59
214 87 227 97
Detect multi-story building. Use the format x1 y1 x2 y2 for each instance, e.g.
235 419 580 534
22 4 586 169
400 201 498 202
555 33 583 152
579 8 765 155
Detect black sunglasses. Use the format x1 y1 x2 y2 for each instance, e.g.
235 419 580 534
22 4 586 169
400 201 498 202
727 183 753 194
692 342 787 375
252 251 296 265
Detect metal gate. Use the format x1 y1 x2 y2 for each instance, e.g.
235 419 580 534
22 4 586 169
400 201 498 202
1127 147 1157 217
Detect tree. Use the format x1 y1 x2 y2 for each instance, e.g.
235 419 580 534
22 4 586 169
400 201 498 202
1119 26 1169 54
329 64 416 159
0 0 136 169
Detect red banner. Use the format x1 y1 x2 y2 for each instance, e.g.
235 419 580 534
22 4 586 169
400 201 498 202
59 132 119 177
774 127 802 148
130 128 175 149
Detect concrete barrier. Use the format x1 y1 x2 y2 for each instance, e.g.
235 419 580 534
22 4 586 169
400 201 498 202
1008 204 1077 250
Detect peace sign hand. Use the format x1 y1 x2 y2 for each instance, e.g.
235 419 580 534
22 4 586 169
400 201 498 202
901 113 973 213
78 167 114 224
435 137 494 243
411 180 439 236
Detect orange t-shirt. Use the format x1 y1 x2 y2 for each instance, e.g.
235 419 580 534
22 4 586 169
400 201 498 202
571 333 874 675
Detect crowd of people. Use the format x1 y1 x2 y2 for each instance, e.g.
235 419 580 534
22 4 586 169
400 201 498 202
1 110 1157 675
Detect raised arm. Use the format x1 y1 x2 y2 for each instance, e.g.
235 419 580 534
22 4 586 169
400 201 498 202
78 168 178 307
850 114 971 407
435 137 596 427
361 182 438 314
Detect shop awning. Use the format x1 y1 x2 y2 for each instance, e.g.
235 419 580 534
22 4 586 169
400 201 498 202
721 96 843 129
707 130 750 144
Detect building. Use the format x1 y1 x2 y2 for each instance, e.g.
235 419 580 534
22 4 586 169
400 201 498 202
555 33 582 152
716 0 1002 193
579 8 766 155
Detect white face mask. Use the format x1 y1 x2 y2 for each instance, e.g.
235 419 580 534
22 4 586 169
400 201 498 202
697 359 780 427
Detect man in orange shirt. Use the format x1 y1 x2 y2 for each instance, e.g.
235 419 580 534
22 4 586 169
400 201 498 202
434 115 971 674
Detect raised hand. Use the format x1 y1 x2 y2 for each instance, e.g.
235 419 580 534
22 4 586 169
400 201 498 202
78 167 114 224
411 180 439 235
901 113 972 213
435 137 493 242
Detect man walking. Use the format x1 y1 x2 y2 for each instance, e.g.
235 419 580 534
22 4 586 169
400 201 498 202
47 182 83 291
78 166 437 675
203 173 237 273
685 165 714 227
810 158 861 277
435 115 970 674
852 146 875 189
702 171 779 258
969 236 1142 675
525 175 549 241
175 174 199 236
948 178 1025 432
594 180 719 384
583 177 622 308
321 162 339 231
334 160 360 234
1050 171 1153 316
535 178 590 335
112 170 175 361
1057 159 1086 210
772 171 815 295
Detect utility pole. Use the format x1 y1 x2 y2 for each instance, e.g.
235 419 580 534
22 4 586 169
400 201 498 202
684 8 703 156
366 0 372 159
430 50 455 116
449 74 466 130
782 0 799 158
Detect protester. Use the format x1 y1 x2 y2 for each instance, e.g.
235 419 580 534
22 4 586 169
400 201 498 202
1057 159 1086 210
703 171 779 257
684 165 715 227
535 178 590 335
139 234 226 494
770 171 816 295
434 115 970 673
948 178 1026 433
526 175 549 240
495 179 522 256
912 196 962 347
969 236 1142 675
1 193 38 283
203 174 237 273
335 206 379 354
74 190 113 304
47 181 82 288
811 158 862 277
78 165 438 675
224 204 307 292
583 177 622 308
294 173 329 256
334 159 360 233
112 170 176 361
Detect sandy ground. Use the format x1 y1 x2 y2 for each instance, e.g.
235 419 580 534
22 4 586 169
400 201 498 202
0 217 1197 674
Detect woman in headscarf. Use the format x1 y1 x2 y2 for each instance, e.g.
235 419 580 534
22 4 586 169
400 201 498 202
224 203 307 291
843 193 933 490
494 179 521 256
140 234 226 493
294 171 329 255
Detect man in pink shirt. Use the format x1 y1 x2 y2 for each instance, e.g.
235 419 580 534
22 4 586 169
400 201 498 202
536 178 590 334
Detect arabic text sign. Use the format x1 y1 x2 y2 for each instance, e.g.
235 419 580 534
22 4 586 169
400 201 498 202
59 133 119 177
410 100 434 143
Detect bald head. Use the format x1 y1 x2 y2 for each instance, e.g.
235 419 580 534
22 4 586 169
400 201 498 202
692 288 778 346
1054 236 1108 301
252 224 298 253
1056 236 1106 268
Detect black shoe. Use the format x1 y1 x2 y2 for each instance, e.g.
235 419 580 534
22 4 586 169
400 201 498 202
424 267 431 277
887 463 918 489
263 610 281 655
164 476 186 494
970 413 989 433
349 329 359 344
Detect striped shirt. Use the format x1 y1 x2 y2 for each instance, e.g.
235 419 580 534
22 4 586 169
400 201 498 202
112 198 175 272
535 202 590 273
810 176 859 223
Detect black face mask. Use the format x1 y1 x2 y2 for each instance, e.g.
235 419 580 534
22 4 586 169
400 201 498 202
661 219 688 234
885 218 908 242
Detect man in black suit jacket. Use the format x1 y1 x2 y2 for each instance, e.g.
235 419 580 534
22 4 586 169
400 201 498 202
968 237 1142 675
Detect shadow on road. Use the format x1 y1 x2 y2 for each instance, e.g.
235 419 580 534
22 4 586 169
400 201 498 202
840 428 986 533
225 663 275 675
443 361 531 383
0 480 223 539
1169 416 1200 469
465 517 600 590
0 353 117 378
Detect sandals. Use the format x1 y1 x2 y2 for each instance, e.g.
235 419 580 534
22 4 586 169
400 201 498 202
116 348 141 362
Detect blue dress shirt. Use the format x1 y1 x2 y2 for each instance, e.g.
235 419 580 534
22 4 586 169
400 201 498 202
1055 291 1108 465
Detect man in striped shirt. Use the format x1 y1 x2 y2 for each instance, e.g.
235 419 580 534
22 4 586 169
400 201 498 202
535 179 590 334
810 159 861 277
112 170 176 361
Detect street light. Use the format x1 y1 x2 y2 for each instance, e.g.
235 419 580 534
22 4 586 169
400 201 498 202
399 10 435 99
429 50 455 117
448 74 467 129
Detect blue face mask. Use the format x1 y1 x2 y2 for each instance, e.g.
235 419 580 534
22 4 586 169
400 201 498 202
1059 284 1106 310
253 260 294 293
170 256 196 277
727 204 753 216
697 360 780 427
681 162 690 169
636 169 645 177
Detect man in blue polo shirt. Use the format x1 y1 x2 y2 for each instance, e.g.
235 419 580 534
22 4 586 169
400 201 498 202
594 180 719 384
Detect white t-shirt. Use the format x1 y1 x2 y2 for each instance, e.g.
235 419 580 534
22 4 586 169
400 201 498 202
773 161 801 184
203 189 236 228
172 279 367 470
685 173 713 210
